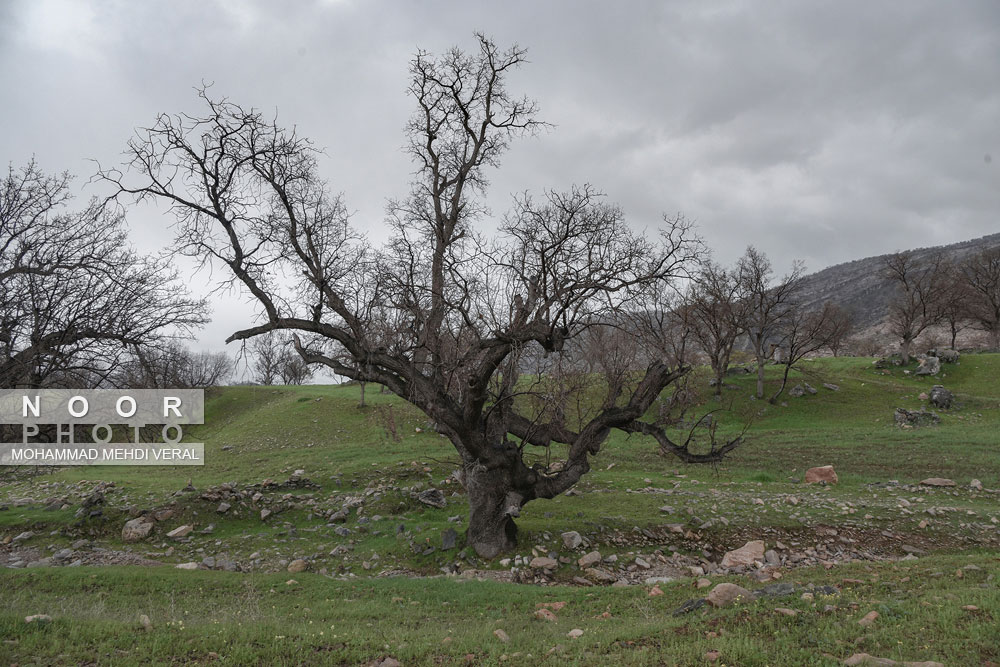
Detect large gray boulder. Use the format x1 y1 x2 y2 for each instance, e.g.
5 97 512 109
915 356 941 376
928 385 954 409
121 517 155 543
938 349 960 364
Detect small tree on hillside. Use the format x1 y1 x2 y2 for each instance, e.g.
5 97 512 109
819 303 854 357
768 302 841 403
687 261 746 397
104 35 743 557
884 251 947 363
736 246 804 399
249 334 282 386
961 247 1000 350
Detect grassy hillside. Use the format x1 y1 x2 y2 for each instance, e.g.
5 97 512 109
1 354 998 665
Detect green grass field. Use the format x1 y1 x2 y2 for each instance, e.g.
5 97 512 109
2 355 998 665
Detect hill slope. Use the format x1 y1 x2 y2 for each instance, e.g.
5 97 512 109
796 232 1000 329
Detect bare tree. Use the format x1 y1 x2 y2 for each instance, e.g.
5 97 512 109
961 247 1000 350
768 302 840 403
687 261 746 397
736 246 804 399
819 303 854 357
279 350 313 385
1 161 206 388
249 334 283 386
115 342 231 388
884 251 947 363
104 35 742 557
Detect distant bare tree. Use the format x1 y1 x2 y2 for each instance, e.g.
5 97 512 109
884 251 947 363
279 350 314 385
1 161 206 388
961 247 1000 350
249 334 282 386
104 35 742 557
768 302 841 403
818 302 854 357
736 246 804 399
937 261 974 350
115 342 231 388
687 261 746 397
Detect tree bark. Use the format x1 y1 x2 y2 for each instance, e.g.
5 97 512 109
463 461 521 558
755 354 766 398
901 337 912 364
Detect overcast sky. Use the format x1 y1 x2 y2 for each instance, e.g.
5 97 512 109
2 0 998 353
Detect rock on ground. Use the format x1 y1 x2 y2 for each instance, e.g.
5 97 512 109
121 517 154 543
721 540 765 568
706 583 751 607
920 478 956 487
561 531 583 549
805 466 838 484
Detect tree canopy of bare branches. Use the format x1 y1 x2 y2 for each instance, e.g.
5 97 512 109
961 248 1000 349
884 251 948 363
103 34 742 557
1 160 207 389
736 246 805 399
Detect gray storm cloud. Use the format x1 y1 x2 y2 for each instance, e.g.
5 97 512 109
2 0 997 352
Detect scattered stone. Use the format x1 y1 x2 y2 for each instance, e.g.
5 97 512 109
915 356 941 376
805 466 838 484
175 562 199 570
823 383 840 391
166 525 193 539
672 598 707 616
578 551 602 568
566 629 584 639
139 614 153 631
534 608 557 621
753 583 799 599
416 488 447 509
260 509 272 520
774 607 798 616
216 502 231 514
584 567 617 583
493 629 509 643
561 531 583 549
441 528 457 550
122 518 155 543
706 583 751 608
721 540 765 568
920 478 956 487
970 479 983 491
529 556 558 570
705 650 721 662
13 531 34 543
928 385 953 409
696 578 712 589
938 349 960 364
25 614 52 624
789 385 805 397
648 586 664 597
287 559 308 573
858 610 879 627
895 408 940 428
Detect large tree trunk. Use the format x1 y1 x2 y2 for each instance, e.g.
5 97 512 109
463 462 522 558
901 337 912 364
755 353 766 398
